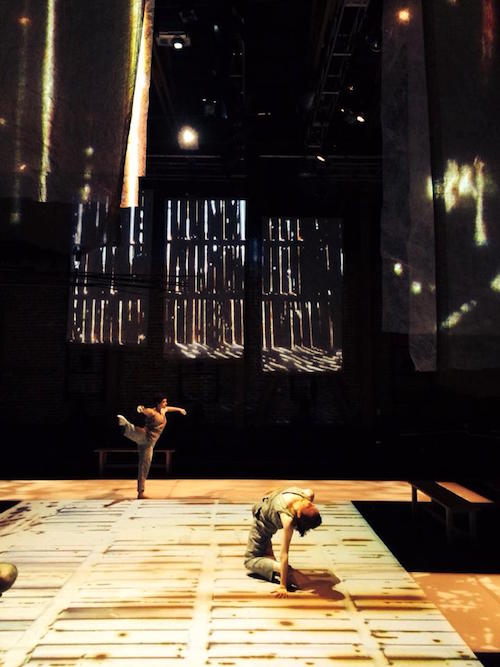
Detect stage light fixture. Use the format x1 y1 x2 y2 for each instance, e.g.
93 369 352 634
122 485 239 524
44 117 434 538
156 31 191 49
178 125 199 149
316 155 326 162
366 31 382 53
356 114 366 123
397 9 410 23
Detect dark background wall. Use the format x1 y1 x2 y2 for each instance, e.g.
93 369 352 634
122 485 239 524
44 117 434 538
2 175 500 481
2 0 500 481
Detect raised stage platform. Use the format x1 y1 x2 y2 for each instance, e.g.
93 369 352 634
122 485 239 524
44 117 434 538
0 481 485 667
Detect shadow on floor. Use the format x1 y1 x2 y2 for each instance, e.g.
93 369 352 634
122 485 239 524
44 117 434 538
476 653 500 667
0 501 18 515
354 500 500 573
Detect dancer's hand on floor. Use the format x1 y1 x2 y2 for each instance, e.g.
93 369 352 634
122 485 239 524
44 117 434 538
273 585 289 598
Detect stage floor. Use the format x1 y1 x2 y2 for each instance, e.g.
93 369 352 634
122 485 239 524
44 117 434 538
0 480 488 666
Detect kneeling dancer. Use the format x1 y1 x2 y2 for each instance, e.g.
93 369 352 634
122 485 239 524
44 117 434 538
244 486 322 598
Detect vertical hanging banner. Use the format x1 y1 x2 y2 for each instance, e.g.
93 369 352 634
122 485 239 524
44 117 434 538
0 0 155 345
380 0 436 371
67 0 155 345
0 0 150 210
423 0 500 369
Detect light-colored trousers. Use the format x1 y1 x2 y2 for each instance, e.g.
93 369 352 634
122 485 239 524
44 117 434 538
243 502 277 581
121 418 156 495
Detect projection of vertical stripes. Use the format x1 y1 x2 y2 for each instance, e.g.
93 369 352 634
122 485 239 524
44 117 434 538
262 217 343 372
164 199 245 358
39 0 56 202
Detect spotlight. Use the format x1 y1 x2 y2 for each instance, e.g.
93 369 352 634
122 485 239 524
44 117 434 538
316 155 326 162
172 37 185 50
356 114 366 123
397 9 410 23
178 125 199 149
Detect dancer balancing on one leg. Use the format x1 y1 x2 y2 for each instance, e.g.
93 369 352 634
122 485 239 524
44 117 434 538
117 393 187 499
244 487 322 598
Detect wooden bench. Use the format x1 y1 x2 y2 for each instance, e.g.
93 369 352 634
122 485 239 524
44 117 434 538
94 448 175 477
409 480 485 543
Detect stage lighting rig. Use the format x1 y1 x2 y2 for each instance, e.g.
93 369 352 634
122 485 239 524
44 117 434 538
156 31 191 49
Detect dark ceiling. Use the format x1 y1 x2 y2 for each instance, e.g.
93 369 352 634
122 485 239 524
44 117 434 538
147 0 382 171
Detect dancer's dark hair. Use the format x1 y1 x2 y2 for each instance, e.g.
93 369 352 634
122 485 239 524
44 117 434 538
295 504 322 537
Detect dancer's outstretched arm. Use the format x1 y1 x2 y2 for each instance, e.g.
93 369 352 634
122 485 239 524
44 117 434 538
166 405 187 415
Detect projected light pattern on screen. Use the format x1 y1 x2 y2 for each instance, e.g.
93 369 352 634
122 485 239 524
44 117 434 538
0 1 148 211
69 204 149 345
11 13 30 224
429 157 488 246
441 300 477 330
164 199 246 359
429 156 500 333
40 0 56 203
262 217 342 372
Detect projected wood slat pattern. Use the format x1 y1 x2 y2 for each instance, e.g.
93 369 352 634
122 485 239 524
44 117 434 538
262 217 343 372
164 199 246 359
69 203 150 346
0 500 479 667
